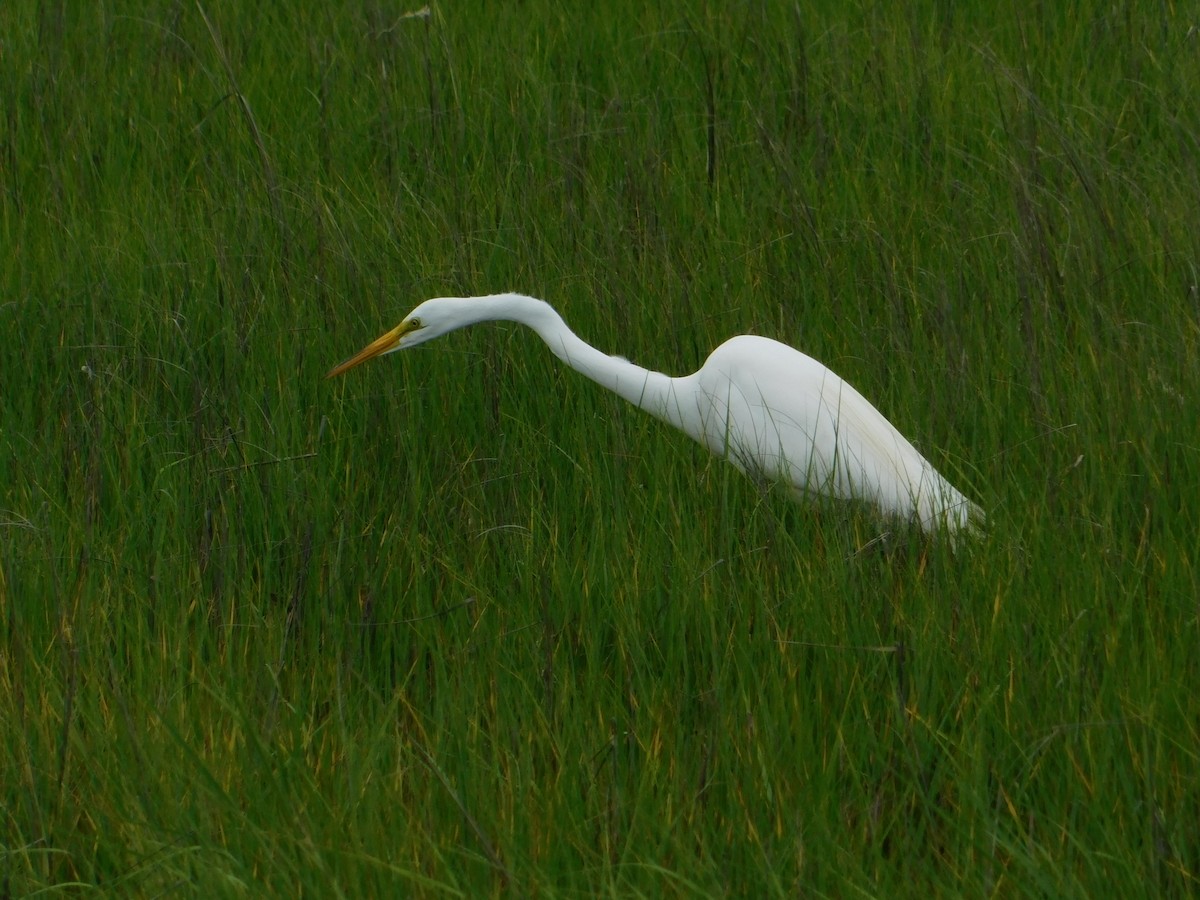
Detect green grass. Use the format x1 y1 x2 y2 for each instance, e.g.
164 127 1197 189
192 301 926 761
3 0 1198 895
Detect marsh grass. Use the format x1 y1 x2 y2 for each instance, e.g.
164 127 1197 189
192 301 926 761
2 1 1198 895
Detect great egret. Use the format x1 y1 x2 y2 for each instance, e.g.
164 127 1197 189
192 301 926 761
328 293 983 537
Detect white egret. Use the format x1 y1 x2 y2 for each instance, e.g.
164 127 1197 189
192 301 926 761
327 293 983 538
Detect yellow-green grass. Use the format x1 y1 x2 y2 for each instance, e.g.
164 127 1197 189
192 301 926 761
2 1 1197 895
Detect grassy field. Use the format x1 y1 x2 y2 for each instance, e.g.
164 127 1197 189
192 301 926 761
3 1 1198 895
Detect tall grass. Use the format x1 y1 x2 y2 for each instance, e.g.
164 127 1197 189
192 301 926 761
2 1 1198 895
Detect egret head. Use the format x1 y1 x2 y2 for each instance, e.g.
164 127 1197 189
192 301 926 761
325 297 475 378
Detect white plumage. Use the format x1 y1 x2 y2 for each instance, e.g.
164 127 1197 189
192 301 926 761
328 293 982 538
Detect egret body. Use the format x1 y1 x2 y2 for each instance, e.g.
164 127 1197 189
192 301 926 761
328 293 983 537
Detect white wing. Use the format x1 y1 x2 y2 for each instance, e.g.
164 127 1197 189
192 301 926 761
680 336 980 534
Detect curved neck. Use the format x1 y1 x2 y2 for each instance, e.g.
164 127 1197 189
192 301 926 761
475 294 686 430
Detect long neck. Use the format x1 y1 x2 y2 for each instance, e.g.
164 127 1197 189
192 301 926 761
479 294 687 430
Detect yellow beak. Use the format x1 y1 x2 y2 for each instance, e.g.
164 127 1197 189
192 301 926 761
325 321 417 378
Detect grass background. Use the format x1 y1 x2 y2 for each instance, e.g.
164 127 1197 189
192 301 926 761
2 0 1198 895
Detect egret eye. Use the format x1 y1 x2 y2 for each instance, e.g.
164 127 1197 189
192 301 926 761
408 317 421 329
